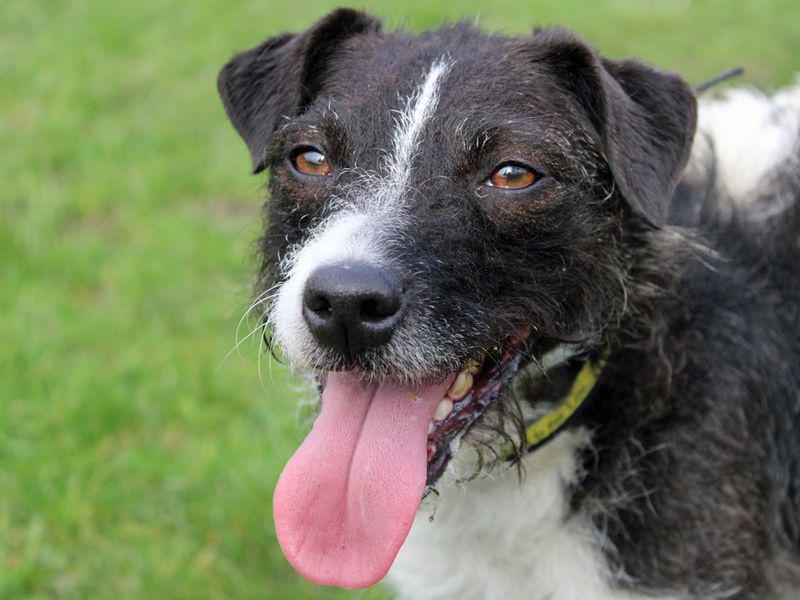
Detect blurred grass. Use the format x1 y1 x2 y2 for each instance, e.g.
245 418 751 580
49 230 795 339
1 1 798 598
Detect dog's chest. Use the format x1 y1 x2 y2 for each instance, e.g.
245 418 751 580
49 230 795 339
387 430 674 600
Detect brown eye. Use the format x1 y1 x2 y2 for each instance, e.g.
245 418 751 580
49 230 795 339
487 164 537 189
292 148 331 176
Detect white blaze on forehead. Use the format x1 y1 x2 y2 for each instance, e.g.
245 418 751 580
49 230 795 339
386 58 452 193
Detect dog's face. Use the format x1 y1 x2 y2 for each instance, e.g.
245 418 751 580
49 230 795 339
218 9 696 590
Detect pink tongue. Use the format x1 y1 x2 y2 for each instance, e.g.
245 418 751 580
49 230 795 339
273 371 454 589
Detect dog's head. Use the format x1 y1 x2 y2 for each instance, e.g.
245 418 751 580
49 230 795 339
218 9 696 590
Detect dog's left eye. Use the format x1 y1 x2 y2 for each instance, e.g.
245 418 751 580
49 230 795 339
486 163 538 190
291 147 332 177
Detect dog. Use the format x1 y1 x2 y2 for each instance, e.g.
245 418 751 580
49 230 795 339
217 9 800 599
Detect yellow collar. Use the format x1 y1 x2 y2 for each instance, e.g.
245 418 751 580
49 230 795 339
498 350 609 460
523 350 608 451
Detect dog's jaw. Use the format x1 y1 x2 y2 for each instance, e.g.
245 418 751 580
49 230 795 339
272 321 588 589
424 334 529 485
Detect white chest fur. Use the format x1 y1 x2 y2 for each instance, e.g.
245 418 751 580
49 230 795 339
386 430 675 600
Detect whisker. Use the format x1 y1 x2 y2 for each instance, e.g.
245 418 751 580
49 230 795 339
218 287 281 372
257 316 269 393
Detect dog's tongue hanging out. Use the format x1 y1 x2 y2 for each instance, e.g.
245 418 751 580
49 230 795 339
273 371 455 589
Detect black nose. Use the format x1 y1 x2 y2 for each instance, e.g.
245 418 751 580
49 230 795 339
302 263 405 355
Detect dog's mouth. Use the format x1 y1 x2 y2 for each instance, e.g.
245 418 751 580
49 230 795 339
272 330 536 590
424 336 528 485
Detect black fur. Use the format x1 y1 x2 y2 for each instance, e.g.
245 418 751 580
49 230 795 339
218 10 800 598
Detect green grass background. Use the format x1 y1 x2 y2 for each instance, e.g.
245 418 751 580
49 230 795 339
2 1 798 598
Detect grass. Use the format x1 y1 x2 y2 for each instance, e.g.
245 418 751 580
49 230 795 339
1 1 798 598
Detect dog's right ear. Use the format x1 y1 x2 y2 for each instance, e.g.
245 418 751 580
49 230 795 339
217 9 381 173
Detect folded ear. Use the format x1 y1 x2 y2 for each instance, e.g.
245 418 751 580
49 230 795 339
531 30 697 227
217 9 381 173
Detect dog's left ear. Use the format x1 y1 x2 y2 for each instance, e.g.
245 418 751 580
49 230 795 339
532 30 697 227
217 9 382 173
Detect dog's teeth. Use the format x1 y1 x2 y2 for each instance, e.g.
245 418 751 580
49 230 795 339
428 422 435 435
434 399 454 421
446 371 473 400
466 358 481 375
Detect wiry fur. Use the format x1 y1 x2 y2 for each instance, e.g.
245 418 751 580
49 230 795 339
218 10 800 599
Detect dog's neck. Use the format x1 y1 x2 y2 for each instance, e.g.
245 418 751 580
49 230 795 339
510 349 610 458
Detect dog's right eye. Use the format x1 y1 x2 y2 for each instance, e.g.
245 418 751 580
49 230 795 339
290 147 332 177
486 163 538 190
